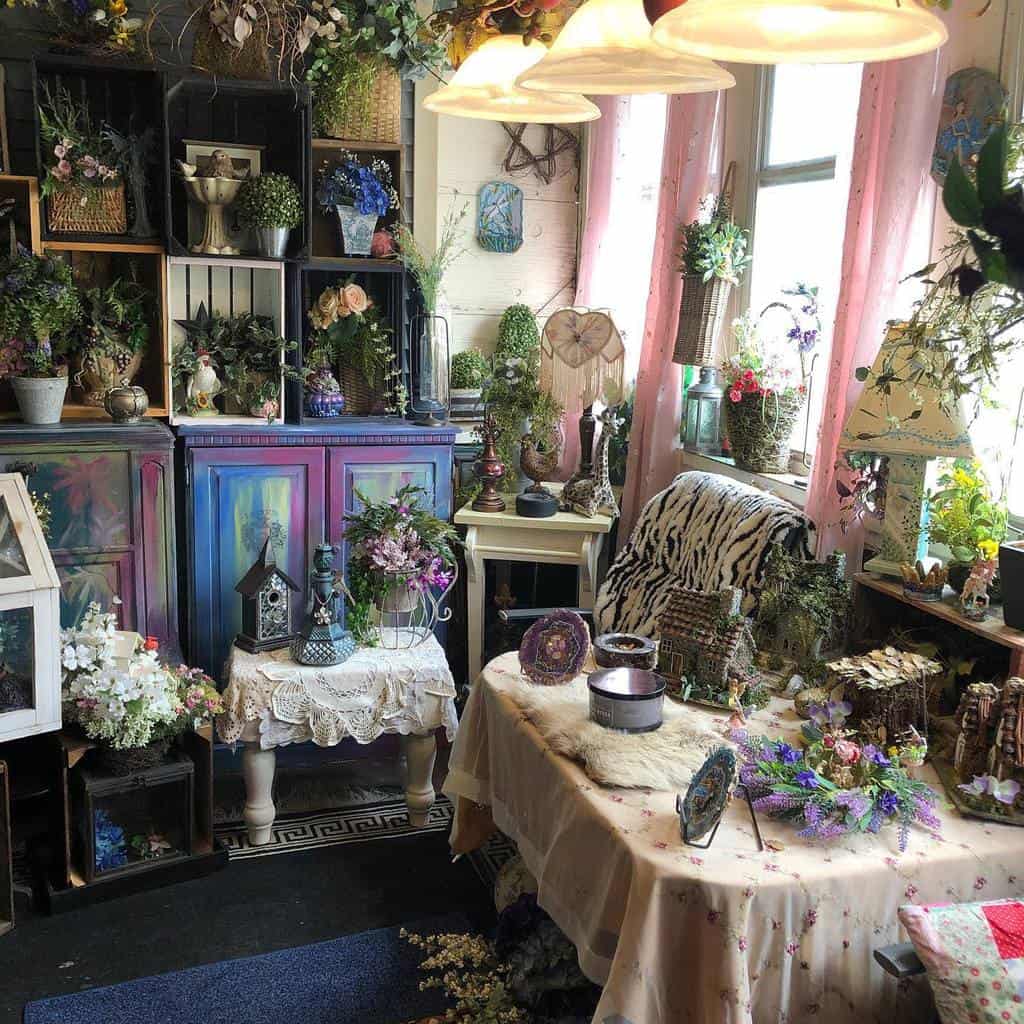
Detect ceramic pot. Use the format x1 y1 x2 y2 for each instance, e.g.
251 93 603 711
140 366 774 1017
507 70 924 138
450 387 484 419
75 348 143 407
256 226 290 259
335 206 378 256
104 383 150 424
11 375 67 425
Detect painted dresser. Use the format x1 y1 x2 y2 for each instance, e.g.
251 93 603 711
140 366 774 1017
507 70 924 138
0 422 179 653
178 421 457 678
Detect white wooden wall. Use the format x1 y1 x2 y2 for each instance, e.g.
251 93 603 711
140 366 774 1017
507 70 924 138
414 83 581 355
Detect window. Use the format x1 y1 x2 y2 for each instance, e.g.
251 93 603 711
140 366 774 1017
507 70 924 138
741 63 864 466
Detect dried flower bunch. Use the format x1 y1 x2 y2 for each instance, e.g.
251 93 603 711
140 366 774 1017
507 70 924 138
236 172 303 230
394 202 468 314
316 154 398 218
734 699 942 850
7 0 145 54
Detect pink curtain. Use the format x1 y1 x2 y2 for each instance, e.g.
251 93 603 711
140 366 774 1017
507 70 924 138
618 91 722 540
805 47 948 564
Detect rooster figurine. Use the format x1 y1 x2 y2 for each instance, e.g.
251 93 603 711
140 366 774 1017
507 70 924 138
517 430 561 518
187 351 222 416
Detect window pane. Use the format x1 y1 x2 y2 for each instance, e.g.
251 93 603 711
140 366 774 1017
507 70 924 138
970 347 1024 519
0 497 29 579
766 63 863 167
0 606 34 713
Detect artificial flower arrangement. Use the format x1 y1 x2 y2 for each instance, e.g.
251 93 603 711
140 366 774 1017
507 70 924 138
316 154 399 220
678 192 751 286
7 0 145 55
734 699 941 851
306 279 407 415
343 484 459 645
721 282 819 474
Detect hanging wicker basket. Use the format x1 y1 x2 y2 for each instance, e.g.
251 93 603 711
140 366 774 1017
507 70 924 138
191 19 271 80
674 273 732 366
47 184 127 235
317 58 401 144
724 391 804 474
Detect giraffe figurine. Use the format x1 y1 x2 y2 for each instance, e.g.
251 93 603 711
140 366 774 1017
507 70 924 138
593 405 622 518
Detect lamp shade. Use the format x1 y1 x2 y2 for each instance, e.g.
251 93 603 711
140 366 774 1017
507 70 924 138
839 323 973 458
422 36 600 123
515 0 735 96
651 0 948 65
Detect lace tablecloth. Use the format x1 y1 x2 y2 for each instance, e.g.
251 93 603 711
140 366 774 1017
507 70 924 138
217 634 459 750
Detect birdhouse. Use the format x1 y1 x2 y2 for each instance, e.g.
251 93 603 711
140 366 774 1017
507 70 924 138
234 539 299 653
0 472 61 744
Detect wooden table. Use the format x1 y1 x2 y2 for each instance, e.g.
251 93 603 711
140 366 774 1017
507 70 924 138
454 485 615 681
853 571 1024 676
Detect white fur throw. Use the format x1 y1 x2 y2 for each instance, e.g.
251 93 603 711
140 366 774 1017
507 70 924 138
507 677 724 791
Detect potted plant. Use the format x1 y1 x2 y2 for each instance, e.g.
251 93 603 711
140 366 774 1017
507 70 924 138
235 173 304 259
302 0 445 143
316 155 399 256
73 278 151 407
450 349 488 419
926 459 1008 595
0 247 80 425
675 192 751 365
306 279 406 415
721 283 818 474
343 483 459 645
39 85 126 235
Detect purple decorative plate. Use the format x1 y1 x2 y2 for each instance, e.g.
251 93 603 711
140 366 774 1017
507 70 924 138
519 609 591 685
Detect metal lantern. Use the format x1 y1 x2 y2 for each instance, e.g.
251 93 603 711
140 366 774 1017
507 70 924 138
234 538 299 653
291 544 355 666
683 366 723 455
410 313 450 426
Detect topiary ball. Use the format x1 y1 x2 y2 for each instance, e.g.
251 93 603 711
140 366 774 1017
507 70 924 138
496 303 540 359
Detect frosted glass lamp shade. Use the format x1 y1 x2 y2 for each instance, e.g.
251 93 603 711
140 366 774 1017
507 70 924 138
422 35 600 123
651 0 948 65
515 0 735 96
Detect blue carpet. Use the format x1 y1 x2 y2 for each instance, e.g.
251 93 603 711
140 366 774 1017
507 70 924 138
23 916 467 1024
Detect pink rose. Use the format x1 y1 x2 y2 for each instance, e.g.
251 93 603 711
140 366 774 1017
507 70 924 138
54 144 66 158
342 283 369 315
728 388 742 403
834 739 861 765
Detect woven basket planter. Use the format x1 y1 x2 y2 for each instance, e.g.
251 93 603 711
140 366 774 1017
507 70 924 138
339 363 373 415
674 274 732 366
47 184 126 235
724 391 804 474
317 59 401 144
95 739 169 777
191 20 271 80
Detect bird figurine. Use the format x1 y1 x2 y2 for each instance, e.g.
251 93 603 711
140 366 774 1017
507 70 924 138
186 351 222 416
516 430 561 518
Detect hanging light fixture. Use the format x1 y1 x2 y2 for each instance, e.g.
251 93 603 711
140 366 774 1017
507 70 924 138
651 0 948 65
422 35 600 123
516 0 735 96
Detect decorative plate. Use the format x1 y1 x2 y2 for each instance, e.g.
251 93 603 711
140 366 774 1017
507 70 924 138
679 747 736 843
519 609 591 685
931 67 1007 183
478 181 524 253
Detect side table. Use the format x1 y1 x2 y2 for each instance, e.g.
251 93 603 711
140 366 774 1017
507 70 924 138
217 635 459 845
454 485 615 681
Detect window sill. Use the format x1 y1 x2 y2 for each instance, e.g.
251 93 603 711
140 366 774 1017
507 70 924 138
678 448 809 509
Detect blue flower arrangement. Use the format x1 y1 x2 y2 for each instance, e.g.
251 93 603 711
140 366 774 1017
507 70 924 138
316 155 398 219
94 808 128 872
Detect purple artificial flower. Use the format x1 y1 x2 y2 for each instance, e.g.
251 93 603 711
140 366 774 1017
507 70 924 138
878 791 900 817
803 801 822 825
835 789 871 819
775 742 802 765
861 745 891 767
795 770 820 790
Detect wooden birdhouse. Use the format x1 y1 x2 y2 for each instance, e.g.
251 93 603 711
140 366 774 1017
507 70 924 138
0 472 61 744
234 539 300 653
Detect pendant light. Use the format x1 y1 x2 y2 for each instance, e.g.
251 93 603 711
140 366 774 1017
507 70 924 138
516 0 735 96
422 35 600 123
651 0 948 65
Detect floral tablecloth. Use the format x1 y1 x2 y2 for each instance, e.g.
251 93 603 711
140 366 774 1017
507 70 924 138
217 635 459 749
444 652 1023 1024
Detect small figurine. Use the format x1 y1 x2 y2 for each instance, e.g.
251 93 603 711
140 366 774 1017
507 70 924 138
592 402 622 517
186 350 222 415
517 430 561 518
291 544 356 666
960 557 996 620
900 560 948 602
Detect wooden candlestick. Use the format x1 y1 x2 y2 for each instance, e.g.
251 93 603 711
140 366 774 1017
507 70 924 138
472 412 507 513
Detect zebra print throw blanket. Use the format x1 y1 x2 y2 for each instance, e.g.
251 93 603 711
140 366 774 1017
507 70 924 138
594 471 815 637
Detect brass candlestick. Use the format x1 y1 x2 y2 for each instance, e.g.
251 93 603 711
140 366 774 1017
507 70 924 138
472 411 506 513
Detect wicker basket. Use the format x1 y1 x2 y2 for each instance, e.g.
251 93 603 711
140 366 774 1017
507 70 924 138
674 274 732 366
191 20 271 80
95 740 169 777
724 391 804 474
339 363 373 415
317 58 402 144
47 183 127 235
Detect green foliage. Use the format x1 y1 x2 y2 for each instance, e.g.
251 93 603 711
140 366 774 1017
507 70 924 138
236 173 303 230
606 386 633 486
77 277 150 357
394 203 467 314
0 248 80 375
495 303 540 359
926 459 1008 564
450 348 488 389
677 193 751 285
38 84 121 200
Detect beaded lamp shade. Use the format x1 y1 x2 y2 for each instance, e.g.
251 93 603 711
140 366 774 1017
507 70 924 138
540 308 626 409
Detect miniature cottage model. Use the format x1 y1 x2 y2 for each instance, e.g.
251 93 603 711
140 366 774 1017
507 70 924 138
657 586 758 705
234 538 299 653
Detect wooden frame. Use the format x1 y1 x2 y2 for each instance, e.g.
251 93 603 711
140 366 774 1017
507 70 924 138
166 255 288 426
0 760 11 936
0 176 42 256
0 66 10 175
0 473 62 744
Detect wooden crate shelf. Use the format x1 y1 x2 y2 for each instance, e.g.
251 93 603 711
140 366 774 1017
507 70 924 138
0 760 11 936
0 175 42 255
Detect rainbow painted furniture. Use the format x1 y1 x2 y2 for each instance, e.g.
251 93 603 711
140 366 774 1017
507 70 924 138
178 420 457 679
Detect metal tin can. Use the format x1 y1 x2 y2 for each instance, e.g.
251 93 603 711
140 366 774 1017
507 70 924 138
588 668 666 733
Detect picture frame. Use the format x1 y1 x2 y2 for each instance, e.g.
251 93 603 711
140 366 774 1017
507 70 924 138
183 141 265 255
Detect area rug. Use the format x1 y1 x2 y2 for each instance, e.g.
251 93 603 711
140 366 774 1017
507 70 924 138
23 917 466 1024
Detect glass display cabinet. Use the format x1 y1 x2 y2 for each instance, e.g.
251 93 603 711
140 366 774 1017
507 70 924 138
0 472 61 744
